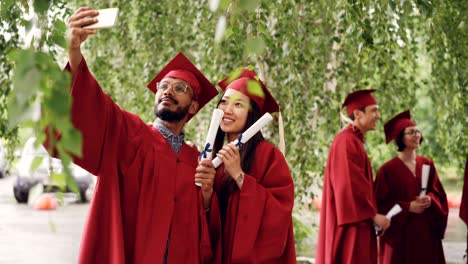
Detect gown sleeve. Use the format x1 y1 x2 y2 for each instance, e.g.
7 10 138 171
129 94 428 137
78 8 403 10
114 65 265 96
424 159 448 239
199 191 221 264
330 137 376 226
231 143 295 261
374 163 411 244
64 58 144 175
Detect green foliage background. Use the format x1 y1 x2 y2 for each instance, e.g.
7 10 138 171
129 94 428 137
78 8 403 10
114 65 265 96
1 0 466 255
73 0 466 195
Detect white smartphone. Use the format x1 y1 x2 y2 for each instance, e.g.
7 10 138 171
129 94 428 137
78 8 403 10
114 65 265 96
83 8 119 29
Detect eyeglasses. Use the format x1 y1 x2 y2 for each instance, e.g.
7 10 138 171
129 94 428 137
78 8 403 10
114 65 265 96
157 82 190 94
404 129 421 136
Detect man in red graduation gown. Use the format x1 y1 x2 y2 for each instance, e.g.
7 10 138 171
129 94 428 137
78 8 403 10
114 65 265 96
57 7 221 264
316 89 390 264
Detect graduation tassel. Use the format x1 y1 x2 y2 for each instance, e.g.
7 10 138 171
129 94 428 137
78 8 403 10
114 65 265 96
278 111 286 156
339 110 353 128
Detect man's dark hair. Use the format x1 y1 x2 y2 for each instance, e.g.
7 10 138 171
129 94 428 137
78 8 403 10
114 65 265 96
395 129 424 152
349 106 367 121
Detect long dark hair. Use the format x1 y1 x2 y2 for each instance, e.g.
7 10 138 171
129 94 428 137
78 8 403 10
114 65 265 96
214 97 265 190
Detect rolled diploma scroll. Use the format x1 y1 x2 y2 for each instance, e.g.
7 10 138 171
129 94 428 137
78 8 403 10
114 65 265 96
385 204 402 219
419 164 430 197
212 113 273 168
196 109 224 186
375 204 402 233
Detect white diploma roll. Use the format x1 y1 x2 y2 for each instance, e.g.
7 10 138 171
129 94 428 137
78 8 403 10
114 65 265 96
385 204 402 219
420 164 430 197
196 109 224 187
212 113 274 168
375 204 402 233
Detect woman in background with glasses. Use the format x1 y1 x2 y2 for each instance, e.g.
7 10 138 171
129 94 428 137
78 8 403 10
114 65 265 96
374 110 448 264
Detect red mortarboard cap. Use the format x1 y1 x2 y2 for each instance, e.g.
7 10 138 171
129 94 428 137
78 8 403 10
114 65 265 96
384 110 416 144
217 69 280 114
342 89 378 116
146 52 218 118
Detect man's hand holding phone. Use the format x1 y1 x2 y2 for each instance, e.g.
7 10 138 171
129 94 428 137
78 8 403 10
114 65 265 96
83 8 119 29
67 7 118 74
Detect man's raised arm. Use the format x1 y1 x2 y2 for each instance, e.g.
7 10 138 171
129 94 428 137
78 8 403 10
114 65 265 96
66 6 98 76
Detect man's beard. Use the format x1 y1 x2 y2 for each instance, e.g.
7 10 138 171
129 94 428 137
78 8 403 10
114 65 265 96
154 103 190 122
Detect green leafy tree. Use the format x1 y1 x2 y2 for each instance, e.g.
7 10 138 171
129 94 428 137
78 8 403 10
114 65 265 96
1 0 81 196
0 1 23 151
2 0 466 256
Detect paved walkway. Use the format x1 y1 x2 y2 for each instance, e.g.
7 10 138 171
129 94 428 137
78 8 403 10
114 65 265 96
296 207 467 264
0 175 466 263
444 208 467 264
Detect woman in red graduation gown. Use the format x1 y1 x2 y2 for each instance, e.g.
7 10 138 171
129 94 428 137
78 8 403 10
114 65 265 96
212 69 296 263
375 110 448 264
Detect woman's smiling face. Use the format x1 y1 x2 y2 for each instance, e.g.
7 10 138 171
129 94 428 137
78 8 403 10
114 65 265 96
217 88 250 137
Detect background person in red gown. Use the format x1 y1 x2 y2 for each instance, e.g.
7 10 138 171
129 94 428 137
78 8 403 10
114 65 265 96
55 7 222 263
211 69 296 263
316 89 390 264
374 110 448 264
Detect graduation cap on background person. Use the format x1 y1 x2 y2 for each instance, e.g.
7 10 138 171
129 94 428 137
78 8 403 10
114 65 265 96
146 52 219 121
217 68 285 155
339 88 378 126
341 89 378 116
383 110 416 144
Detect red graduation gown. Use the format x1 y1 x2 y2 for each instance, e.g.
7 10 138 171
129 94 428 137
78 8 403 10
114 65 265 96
374 156 448 264
64 59 220 263
213 141 296 263
316 125 378 264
